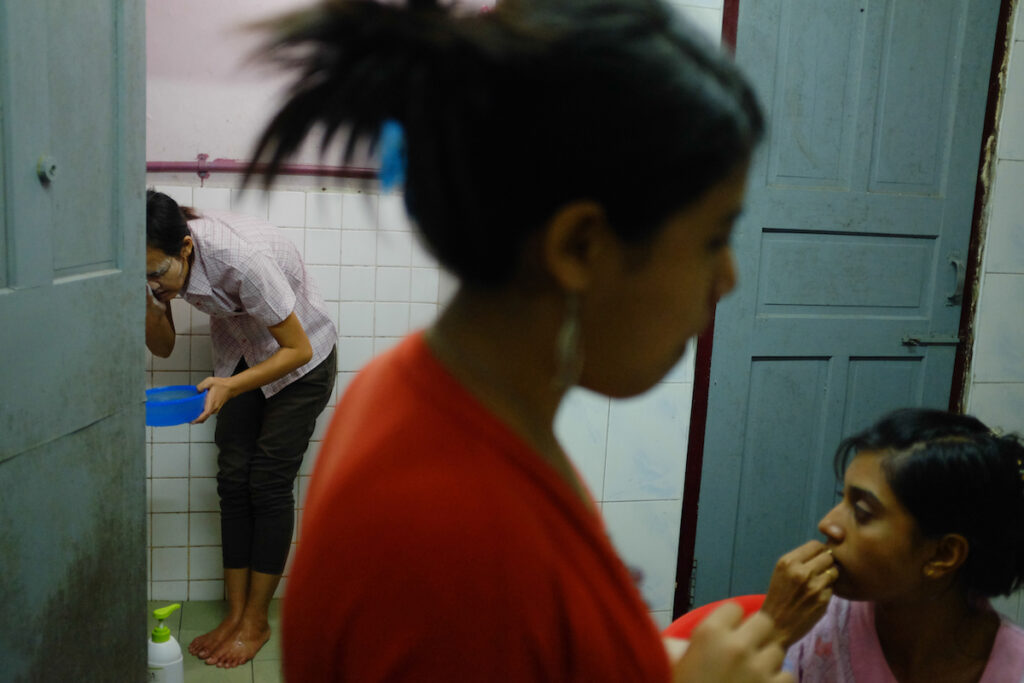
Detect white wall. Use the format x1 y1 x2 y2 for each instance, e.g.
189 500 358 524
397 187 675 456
146 0 719 166
147 0 490 164
147 0 293 162
966 2 1024 624
145 0 726 629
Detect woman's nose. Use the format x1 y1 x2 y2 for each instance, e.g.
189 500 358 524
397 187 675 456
818 507 844 543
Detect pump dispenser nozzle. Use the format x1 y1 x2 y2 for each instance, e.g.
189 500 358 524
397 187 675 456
151 603 181 643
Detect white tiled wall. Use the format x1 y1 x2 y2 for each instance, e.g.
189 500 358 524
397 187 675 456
557 340 697 629
668 0 725 42
145 177 701 625
966 2 1024 625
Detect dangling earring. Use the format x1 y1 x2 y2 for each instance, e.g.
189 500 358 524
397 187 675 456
553 291 584 392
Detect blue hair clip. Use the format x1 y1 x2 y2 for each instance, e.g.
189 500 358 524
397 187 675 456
378 119 406 192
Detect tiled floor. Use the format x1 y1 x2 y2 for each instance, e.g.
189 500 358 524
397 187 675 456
147 600 284 683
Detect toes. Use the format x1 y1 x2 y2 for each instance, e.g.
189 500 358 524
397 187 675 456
190 632 221 659
216 653 243 669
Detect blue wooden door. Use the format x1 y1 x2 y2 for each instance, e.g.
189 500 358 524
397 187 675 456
0 1 146 676
693 0 1001 603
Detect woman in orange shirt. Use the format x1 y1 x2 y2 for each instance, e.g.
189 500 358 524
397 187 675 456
246 0 814 680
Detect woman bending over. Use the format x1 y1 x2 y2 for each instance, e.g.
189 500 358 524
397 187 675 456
245 0 802 680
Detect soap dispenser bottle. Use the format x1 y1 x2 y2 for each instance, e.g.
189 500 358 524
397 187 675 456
148 603 184 683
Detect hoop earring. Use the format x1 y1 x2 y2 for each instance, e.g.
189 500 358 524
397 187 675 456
553 292 584 392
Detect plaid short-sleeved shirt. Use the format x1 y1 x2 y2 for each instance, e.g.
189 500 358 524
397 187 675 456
181 211 337 398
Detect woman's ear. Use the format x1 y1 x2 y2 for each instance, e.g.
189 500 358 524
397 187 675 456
541 201 614 292
923 534 969 581
180 235 194 260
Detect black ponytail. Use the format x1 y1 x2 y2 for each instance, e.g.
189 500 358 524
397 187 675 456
249 0 763 286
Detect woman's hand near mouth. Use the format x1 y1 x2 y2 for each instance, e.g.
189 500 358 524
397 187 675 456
145 284 176 358
761 540 839 648
146 283 167 314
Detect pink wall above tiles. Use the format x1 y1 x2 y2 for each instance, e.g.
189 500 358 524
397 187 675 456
146 0 494 163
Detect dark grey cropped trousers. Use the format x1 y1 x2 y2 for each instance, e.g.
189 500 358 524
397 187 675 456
214 346 336 575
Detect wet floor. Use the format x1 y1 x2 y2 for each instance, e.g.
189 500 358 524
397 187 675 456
147 600 283 683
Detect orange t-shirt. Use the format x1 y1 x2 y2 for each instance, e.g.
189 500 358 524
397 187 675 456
283 332 671 682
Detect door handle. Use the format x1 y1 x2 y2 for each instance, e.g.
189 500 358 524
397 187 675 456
947 252 965 306
901 334 962 346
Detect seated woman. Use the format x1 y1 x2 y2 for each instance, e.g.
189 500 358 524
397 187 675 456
783 408 1024 682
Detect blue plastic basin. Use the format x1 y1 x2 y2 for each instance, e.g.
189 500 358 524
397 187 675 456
145 385 206 426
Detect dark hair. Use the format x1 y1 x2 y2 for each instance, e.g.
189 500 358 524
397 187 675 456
247 0 764 286
835 408 1024 598
146 189 198 255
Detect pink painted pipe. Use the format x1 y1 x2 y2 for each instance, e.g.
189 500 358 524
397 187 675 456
146 154 378 181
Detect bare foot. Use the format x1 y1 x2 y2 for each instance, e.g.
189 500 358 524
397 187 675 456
189 614 241 660
205 619 271 668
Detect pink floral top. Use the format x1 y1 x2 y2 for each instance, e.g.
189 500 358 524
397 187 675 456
785 597 1024 682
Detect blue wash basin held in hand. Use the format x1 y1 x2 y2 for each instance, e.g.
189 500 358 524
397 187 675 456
145 385 207 426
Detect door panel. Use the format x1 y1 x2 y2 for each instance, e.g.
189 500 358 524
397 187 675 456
728 358 832 597
757 231 934 312
766 3 864 188
0 0 144 460
693 0 1000 604
870 1 964 195
48 0 120 276
844 357 925 431
0 0 146 678
0 101 5 290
